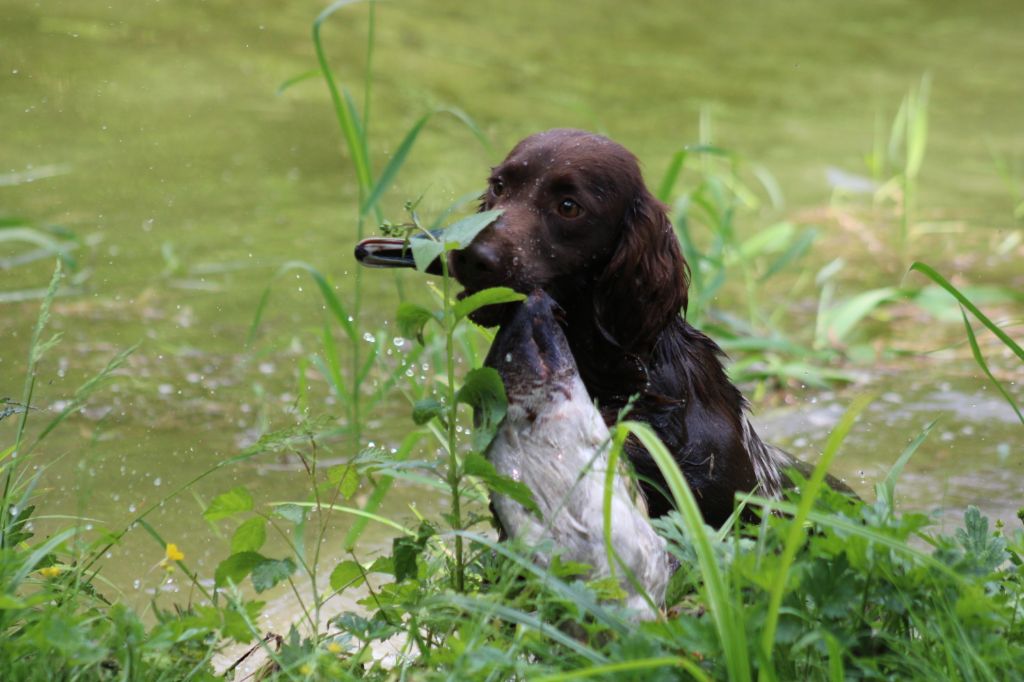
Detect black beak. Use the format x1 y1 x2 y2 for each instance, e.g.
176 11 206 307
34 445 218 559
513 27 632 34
354 230 445 275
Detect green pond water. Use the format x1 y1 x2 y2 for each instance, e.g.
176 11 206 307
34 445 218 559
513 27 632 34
3 0 1023 604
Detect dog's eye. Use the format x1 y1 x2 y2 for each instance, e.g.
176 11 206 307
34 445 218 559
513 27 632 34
557 198 583 219
491 178 505 197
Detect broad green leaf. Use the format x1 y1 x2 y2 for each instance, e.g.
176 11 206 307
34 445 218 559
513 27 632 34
735 221 794 261
220 599 265 644
441 209 503 250
393 537 423 583
251 557 297 593
760 227 818 282
328 465 361 499
214 551 264 588
822 287 900 345
411 238 444 272
204 487 254 521
455 367 507 451
368 555 394 575
955 506 1008 575
230 517 267 554
412 398 445 425
453 286 525 321
391 523 435 583
396 302 438 345
330 559 366 591
273 503 306 525
463 452 539 514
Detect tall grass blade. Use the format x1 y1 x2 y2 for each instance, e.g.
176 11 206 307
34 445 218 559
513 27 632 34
291 502 414 536
11 527 77 588
879 419 937 509
361 0 375 142
905 74 931 179
758 394 873 677
28 344 138 451
312 0 373 194
442 107 494 157
314 323 349 402
960 308 1023 425
455 530 626 632
909 262 1023 361
436 594 607 664
657 150 688 202
743 495 969 582
247 261 354 346
342 87 370 183
3 262 63 529
535 657 711 682
759 227 817 282
360 113 432 217
600 430 658 614
275 69 320 95
622 420 751 682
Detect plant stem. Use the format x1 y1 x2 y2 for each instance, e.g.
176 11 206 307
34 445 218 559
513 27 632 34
901 171 911 270
441 250 464 592
351 217 364 449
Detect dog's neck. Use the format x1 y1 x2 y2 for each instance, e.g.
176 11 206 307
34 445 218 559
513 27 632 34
557 289 747 417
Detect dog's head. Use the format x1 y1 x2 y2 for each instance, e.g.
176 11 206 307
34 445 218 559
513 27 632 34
451 129 688 351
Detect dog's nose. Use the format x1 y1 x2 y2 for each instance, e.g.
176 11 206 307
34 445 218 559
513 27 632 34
451 240 500 281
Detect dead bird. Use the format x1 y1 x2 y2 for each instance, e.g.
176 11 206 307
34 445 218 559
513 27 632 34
484 290 670 616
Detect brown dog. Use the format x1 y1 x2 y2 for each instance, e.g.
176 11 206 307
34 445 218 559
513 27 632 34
358 129 852 526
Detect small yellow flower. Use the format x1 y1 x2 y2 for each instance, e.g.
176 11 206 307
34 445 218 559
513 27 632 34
299 664 313 675
39 565 63 578
326 642 343 654
165 543 185 562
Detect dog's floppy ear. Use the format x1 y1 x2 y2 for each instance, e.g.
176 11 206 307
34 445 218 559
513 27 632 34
593 191 689 351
